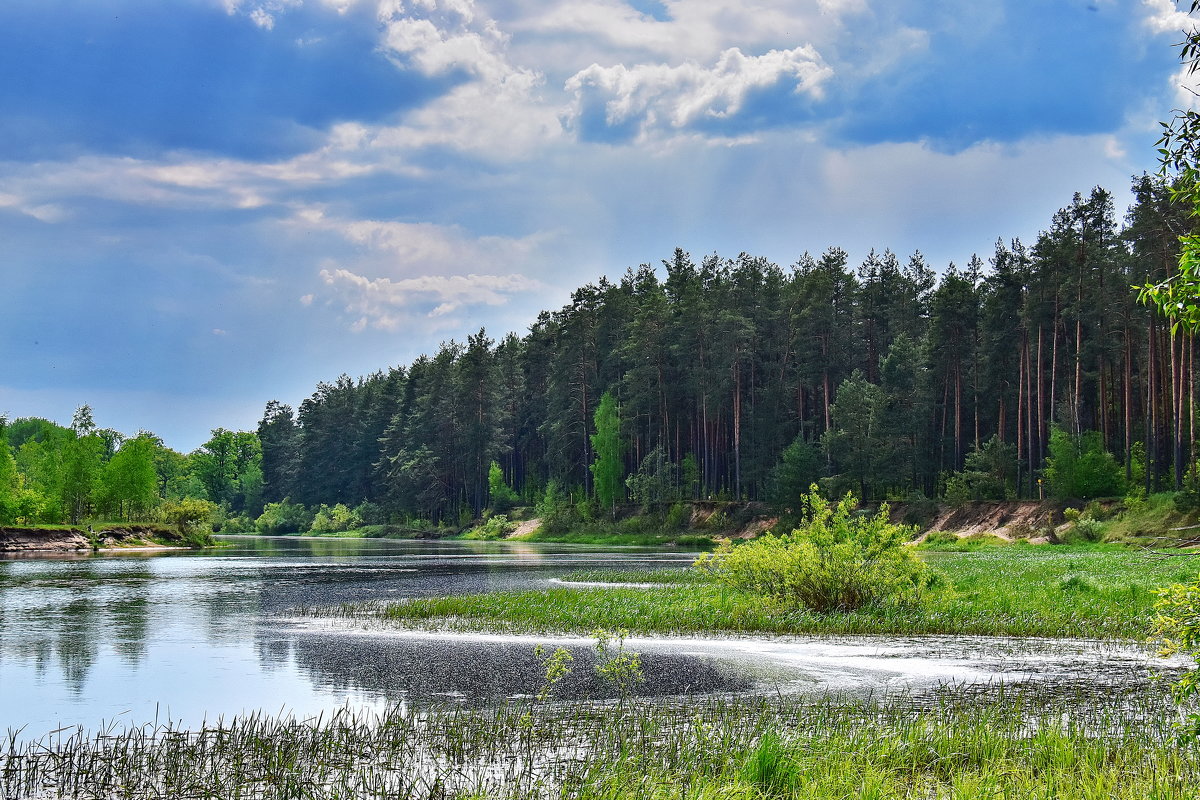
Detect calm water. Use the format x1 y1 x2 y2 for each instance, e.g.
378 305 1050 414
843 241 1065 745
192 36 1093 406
0 536 693 736
0 536 1185 738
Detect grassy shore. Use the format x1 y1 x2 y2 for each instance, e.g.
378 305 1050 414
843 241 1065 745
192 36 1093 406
349 545 1199 640
4 692 1194 800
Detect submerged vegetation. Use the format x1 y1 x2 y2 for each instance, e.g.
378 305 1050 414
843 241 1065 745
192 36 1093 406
2 691 1195 800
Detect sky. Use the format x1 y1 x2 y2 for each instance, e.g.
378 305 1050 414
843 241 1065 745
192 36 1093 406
0 0 1194 452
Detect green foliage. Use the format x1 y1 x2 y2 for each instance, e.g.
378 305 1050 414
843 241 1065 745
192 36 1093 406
354 501 385 526
254 498 312 535
589 391 624 515
96 435 160 521
625 445 675 508
665 501 690 530
463 514 516 540
160 498 217 547
1044 426 1125 499
1154 573 1200 736
532 644 574 702
942 435 1016 504
1060 516 1105 545
590 628 644 699
487 461 518 513
535 480 579 534
767 434 823 512
695 487 927 612
309 503 364 534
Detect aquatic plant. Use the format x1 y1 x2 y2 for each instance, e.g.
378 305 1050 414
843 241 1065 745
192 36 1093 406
2 690 1195 799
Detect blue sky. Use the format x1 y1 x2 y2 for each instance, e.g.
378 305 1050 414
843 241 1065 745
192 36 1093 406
0 0 1191 451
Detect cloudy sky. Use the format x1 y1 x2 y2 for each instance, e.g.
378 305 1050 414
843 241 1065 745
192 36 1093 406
0 0 1192 451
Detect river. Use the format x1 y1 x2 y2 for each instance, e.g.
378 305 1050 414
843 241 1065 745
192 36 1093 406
0 535 1183 738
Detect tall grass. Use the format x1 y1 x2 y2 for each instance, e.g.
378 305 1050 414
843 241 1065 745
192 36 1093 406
336 546 1200 639
3 691 1195 799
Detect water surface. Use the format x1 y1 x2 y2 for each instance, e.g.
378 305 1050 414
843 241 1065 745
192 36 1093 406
0 535 1184 738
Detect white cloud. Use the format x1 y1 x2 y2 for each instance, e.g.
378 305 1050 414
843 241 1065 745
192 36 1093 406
319 268 546 330
515 0 862 64
1143 0 1193 34
564 45 832 137
293 206 545 272
0 141 402 216
0 192 68 223
221 0 300 30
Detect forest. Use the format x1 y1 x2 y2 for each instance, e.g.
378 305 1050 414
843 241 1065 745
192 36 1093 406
0 176 1194 530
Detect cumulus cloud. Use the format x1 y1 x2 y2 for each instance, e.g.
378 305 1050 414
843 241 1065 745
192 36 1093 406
366 0 567 158
1143 0 1193 34
319 268 545 330
564 45 832 139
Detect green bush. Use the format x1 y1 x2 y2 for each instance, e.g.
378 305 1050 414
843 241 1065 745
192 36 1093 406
254 498 312 535
1044 426 1124 499
1154 574 1200 736
665 502 690 530
463 514 516 540
695 487 929 612
488 461 519 513
535 481 579 534
160 498 217 547
309 503 364 534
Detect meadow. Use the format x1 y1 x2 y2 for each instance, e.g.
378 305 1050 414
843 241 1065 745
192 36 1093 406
356 545 1198 640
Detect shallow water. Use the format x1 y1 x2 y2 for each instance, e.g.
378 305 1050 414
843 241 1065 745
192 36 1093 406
0 536 1186 738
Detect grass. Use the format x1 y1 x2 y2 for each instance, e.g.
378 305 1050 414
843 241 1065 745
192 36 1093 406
3 692 1195 799
345 545 1200 640
560 568 712 585
514 529 716 548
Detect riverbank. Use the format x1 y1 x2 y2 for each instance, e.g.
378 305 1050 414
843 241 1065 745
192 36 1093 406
295 492 1200 550
0 524 204 553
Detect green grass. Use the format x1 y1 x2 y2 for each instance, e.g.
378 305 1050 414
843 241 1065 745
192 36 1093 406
560 568 711 585
361 546 1200 639
4 692 1194 799
515 529 713 547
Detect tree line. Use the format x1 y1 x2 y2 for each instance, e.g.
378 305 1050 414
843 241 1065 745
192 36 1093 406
2 176 1192 530
252 177 1193 523
0 405 263 528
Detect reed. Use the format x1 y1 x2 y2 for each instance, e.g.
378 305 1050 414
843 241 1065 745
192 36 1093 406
3 690 1194 799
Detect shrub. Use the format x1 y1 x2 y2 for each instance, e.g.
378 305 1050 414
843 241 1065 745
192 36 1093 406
535 481 579 534
160 498 217 547
1154 575 1200 736
463 514 516 540
254 499 312 535
695 486 929 612
354 501 386 526
309 503 363 534
488 461 519 513
1044 426 1124 498
665 502 690 530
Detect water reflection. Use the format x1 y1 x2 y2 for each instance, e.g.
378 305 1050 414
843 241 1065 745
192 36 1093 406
0 536 693 734
2 536 1183 740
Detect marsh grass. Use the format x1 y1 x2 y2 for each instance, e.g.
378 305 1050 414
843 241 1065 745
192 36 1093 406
355 547 1200 639
560 568 709 585
3 692 1196 799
